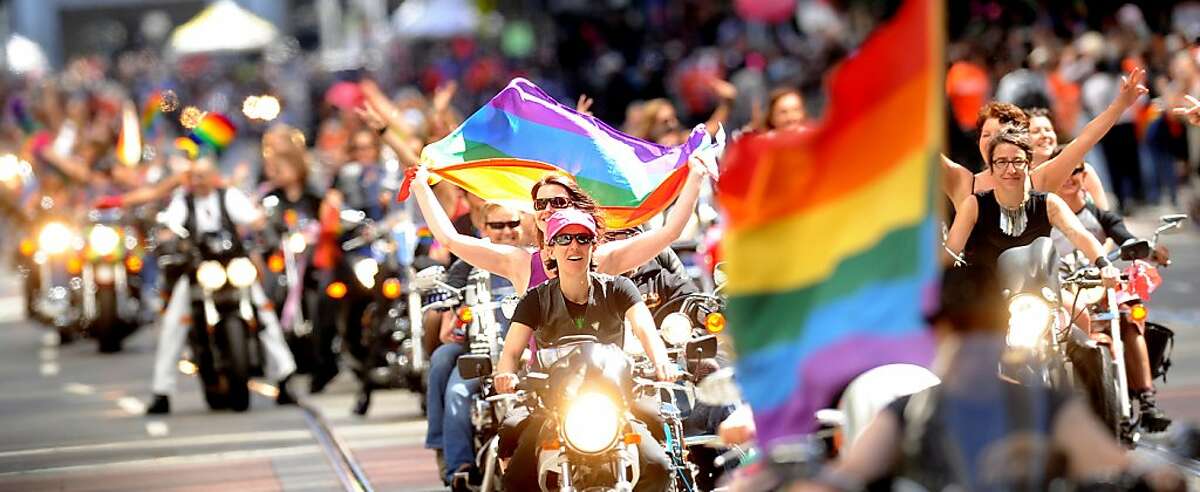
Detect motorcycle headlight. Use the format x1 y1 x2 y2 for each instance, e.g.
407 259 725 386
226 257 257 288
1006 294 1052 349
196 260 227 290
660 312 693 346
88 225 121 256
354 258 379 289
39 222 72 255
562 392 621 454
286 232 307 254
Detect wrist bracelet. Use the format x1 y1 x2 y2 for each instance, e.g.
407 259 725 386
1094 256 1112 268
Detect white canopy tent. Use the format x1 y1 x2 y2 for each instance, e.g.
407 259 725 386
168 0 279 56
391 0 480 39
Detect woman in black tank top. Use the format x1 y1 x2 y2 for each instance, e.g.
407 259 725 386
943 128 1119 284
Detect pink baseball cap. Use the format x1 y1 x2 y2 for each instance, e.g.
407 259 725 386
545 209 598 243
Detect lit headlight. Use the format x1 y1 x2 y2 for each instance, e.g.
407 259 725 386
1006 294 1052 349
286 232 307 254
88 226 121 256
562 392 621 454
39 222 72 255
226 257 257 288
196 260 227 290
354 258 379 289
660 312 693 346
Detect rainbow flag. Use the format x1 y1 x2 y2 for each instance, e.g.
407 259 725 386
190 113 236 151
141 92 163 131
175 136 200 159
414 78 721 229
717 0 942 446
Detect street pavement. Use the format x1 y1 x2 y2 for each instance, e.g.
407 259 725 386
0 208 1196 491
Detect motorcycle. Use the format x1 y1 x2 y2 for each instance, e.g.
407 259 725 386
330 210 426 396
260 196 320 371
159 226 265 412
79 207 145 352
24 209 85 343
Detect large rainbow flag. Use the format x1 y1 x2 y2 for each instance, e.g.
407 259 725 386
717 0 942 446
414 78 721 229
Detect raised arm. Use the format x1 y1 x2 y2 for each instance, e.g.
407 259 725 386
1033 68 1147 193
941 154 973 208
596 160 705 275
703 78 737 138
359 80 422 168
410 168 530 288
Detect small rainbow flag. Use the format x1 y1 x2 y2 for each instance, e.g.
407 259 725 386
141 92 163 131
411 78 721 230
175 136 200 159
717 0 942 446
190 113 236 151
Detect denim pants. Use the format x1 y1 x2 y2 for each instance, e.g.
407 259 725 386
424 342 480 482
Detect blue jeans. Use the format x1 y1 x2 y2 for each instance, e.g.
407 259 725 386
424 343 480 482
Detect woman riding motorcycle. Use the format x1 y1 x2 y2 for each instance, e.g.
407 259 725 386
1051 163 1172 431
425 202 523 486
943 127 1120 287
494 209 680 492
1026 108 1110 210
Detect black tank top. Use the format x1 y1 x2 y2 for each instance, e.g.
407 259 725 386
964 190 1053 274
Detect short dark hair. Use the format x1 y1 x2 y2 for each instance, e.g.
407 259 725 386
986 127 1033 170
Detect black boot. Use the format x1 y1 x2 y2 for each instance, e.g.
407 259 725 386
352 387 372 416
276 375 298 405
309 368 338 394
1136 389 1172 433
146 394 170 415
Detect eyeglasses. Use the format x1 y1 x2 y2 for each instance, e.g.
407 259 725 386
1071 166 1085 176
550 233 595 246
533 196 570 211
992 158 1029 171
605 229 640 241
486 220 521 230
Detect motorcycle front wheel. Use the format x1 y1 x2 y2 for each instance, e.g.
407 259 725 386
1070 342 1121 437
217 317 253 412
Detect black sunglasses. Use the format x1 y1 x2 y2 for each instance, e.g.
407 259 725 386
550 233 595 246
533 196 570 211
1071 166 1085 176
486 220 521 230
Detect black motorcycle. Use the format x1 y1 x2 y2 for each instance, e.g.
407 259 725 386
80 207 145 352
160 228 265 412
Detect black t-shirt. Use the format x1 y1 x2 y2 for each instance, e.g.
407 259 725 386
266 187 322 221
511 273 642 348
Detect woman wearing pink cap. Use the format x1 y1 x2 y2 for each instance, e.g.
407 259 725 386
409 158 707 293
492 208 679 492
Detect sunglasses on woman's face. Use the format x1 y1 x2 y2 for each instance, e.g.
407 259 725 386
486 220 521 230
1071 166 1085 176
534 196 571 211
550 233 595 246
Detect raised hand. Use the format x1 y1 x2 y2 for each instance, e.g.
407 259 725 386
432 81 458 114
707 77 738 102
1115 67 1149 108
1172 94 1200 126
575 94 594 116
355 105 387 133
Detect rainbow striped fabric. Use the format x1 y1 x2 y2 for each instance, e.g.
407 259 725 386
141 92 163 131
717 0 942 446
416 78 721 229
190 113 236 151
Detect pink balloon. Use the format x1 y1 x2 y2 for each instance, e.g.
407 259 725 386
735 0 797 24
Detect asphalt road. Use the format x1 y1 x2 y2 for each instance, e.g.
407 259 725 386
0 209 1196 491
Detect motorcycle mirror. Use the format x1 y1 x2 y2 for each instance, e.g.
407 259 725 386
695 367 742 406
1161 214 1188 229
457 354 493 379
686 334 718 360
1119 239 1152 261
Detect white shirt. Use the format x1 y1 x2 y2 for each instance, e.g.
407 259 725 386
162 187 261 234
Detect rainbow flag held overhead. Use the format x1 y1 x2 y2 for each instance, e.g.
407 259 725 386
174 136 200 159
413 78 723 229
717 0 943 447
190 112 236 151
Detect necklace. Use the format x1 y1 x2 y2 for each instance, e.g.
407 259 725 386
996 190 1030 237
